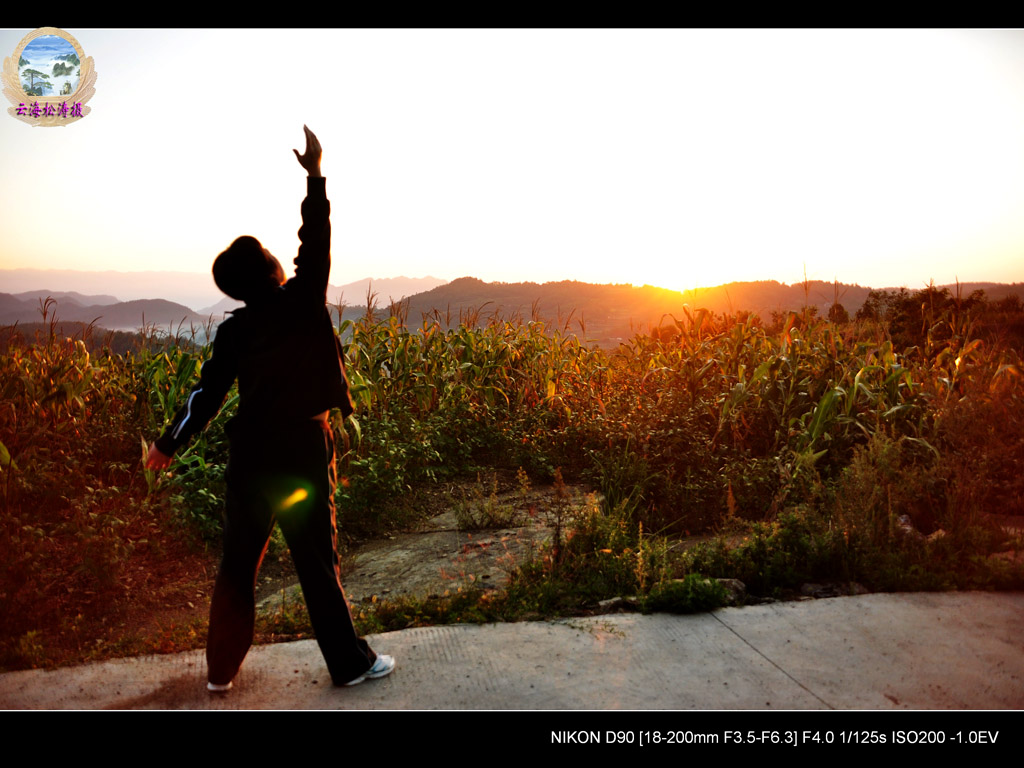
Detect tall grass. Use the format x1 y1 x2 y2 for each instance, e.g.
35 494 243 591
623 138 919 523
334 292 1023 602
0 309 222 668
2 286 1021 667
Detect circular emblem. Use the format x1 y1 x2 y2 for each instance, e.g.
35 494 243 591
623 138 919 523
3 27 97 127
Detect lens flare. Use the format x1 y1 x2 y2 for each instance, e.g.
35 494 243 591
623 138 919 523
279 488 309 511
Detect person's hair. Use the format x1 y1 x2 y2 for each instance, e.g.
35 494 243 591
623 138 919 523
212 236 285 301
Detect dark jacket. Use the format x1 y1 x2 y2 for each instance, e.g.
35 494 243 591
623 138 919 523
155 176 354 457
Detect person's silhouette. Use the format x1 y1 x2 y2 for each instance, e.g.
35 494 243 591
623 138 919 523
147 126 395 690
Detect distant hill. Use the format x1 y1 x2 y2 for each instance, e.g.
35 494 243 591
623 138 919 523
0 269 223 313
685 279 1024 318
394 278 1024 346
0 292 38 320
397 277 673 343
0 269 448 314
328 276 448 308
197 275 447 316
1 290 119 323
196 295 245 318
395 277 735 344
0 275 448 334
7 289 120 307
0 294 209 332
76 299 212 332
4 274 1021 345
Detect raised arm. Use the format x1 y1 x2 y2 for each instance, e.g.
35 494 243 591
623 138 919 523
291 125 331 300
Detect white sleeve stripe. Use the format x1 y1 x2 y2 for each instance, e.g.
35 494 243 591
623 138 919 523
171 387 203 440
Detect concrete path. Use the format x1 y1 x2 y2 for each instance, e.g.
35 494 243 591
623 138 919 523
2 591 1022 710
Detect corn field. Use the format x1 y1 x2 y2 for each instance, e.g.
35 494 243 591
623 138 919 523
2 288 1023 668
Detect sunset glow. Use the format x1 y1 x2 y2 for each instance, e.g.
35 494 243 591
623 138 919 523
2 28 1023 305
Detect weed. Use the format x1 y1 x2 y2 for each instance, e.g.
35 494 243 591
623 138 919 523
2 630 46 669
642 575 729 614
351 587 497 634
257 588 313 639
453 472 521 531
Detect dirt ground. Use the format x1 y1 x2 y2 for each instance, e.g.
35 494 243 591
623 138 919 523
257 474 582 613
20 466 1020 674
10 473 581 671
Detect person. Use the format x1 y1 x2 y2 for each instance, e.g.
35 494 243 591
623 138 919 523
146 126 394 691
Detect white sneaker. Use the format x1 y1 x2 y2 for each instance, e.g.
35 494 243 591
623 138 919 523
343 654 395 686
207 681 233 692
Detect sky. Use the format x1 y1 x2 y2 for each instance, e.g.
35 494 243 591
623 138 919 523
3 27 1024 301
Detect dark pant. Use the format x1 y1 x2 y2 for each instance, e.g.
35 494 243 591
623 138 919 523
207 419 375 685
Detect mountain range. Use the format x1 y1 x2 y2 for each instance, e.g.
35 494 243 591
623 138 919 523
392 277 1024 345
0 270 447 318
0 272 448 331
3 272 1021 346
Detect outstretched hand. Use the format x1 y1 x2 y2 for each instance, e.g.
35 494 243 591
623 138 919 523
145 442 173 471
293 125 322 178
